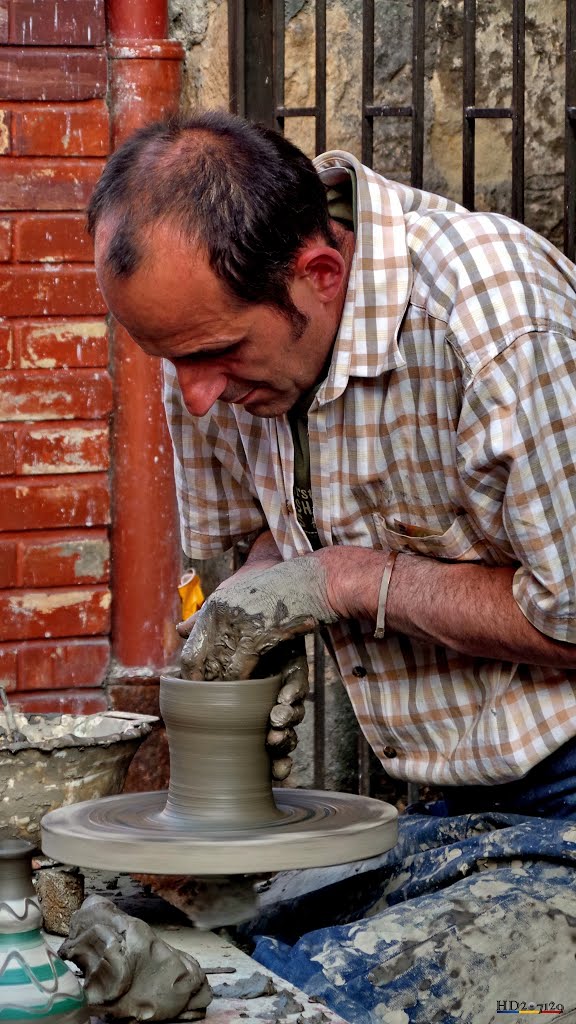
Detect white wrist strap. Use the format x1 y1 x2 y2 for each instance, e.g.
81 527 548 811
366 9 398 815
374 551 398 640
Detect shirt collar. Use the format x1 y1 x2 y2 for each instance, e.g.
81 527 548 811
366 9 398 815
312 150 412 406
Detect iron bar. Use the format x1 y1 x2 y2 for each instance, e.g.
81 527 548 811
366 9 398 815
462 0 476 209
313 635 326 790
244 0 274 127
361 0 375 164
273 0 285 133
276 105 317 117
411 0 425 187
511 0 525 222
227 0 244 117
565 0 576 259
315 0 327 153
365 104 412 117
357 730 372 797
465 107 512 118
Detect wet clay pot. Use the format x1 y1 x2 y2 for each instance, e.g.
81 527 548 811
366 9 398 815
0 838 89 1024
160 673 283 829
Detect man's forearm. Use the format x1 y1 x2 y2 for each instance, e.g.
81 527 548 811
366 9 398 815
315 546 576 669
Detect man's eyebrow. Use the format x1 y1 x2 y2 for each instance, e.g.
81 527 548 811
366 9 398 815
171 337 246 358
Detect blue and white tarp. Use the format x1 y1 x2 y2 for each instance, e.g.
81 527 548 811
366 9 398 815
248 814 576 1024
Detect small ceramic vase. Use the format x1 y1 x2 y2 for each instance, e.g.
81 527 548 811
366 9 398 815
0 838 89 1024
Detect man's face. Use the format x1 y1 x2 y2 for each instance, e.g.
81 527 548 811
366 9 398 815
95 219 344 418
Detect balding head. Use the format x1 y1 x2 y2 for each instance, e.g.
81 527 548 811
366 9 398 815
88 111 338 333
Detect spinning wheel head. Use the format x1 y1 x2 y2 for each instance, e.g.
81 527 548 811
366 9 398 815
41 674 398 873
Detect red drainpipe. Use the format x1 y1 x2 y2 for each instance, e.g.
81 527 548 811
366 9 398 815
105 0 184 678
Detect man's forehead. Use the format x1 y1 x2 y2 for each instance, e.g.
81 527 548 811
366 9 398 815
95 220 250 343
95 215 202 269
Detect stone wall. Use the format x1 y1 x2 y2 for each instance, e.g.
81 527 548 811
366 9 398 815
171 0 568 247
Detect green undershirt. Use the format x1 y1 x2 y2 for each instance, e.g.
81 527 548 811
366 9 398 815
287 168 356 549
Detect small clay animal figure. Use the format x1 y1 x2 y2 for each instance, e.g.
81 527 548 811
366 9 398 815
59 895 212 1020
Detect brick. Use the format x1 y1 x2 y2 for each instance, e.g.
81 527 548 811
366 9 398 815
0 217 11 259
0 369 112 420
11 688 108 713
0 473 110 531
0 584 111 641
108 683 167 792
16 529 110 586
8 0 106 46
0 108 10 153
18 422 109 474
0 645 17 692
0 426 16 474
10 101 109 157
0 267 105 316
16 637 110 689
0 323 12 367
18 319 108 368
14 214 93 262
0 538 17 587
0 50 107 102
0 158 105 212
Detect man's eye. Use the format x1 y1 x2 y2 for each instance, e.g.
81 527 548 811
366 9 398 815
169 340 243 365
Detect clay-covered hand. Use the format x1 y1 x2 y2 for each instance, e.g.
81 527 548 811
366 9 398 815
180 556 337 682
178 614 310 780
265 641 309 781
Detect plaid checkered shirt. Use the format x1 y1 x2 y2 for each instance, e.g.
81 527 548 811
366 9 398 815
164 151 576 786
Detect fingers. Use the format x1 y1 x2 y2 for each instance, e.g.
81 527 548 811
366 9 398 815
278 653 309 703
276 675 308 705
225 641 264 682
180 628 210 680
271 756 292 781
176 611 199 639
266 726 298 755
269 701 305 728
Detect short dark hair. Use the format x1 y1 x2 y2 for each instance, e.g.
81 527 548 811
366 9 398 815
87 111 338 333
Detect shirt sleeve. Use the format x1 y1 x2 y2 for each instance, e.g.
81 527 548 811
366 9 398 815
457 329 576 644
163 362 267 558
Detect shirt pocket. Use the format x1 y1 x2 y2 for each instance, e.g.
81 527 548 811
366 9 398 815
372 510 487 561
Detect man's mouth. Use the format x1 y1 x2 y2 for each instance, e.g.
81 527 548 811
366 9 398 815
230 389 255 405
230 384 272 406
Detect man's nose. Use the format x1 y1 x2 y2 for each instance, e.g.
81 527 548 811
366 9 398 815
174 362 228 417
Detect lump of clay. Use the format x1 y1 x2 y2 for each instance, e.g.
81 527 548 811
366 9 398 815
59 894 212 1020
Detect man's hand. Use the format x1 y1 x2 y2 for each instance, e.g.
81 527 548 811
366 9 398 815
265 641 309 781
179 555 334 784
178 602 311 781
180 556 337 681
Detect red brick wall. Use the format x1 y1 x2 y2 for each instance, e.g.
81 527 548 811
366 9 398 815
0 0 112 713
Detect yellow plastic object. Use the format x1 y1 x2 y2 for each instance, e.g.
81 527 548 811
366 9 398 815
178 570 205 621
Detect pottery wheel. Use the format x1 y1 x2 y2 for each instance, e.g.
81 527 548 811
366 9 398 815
41 787 397 873
41 673 398 874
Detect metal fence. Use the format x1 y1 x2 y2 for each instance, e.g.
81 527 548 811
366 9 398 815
227 0 576 796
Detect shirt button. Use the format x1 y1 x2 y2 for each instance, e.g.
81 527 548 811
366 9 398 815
383 746 398 759
352 665 367 677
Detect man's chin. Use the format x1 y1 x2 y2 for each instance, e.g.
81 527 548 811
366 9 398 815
241 395 294 418
233 388 295 418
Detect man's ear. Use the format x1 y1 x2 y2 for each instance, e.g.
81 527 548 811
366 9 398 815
292 245 347 303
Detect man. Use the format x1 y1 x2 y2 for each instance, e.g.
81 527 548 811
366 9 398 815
90 111 576 1021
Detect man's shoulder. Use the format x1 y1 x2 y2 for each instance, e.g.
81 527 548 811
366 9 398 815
404 209 568 326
